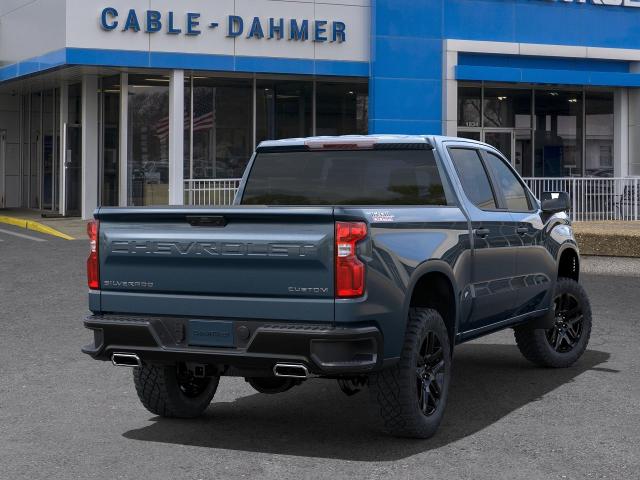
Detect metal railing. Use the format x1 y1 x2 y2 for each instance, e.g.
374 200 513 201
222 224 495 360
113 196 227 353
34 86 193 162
523 177 640 222
184 176 640 222
184 178 241 206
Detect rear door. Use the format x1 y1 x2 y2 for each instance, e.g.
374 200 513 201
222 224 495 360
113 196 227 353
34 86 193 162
97 208 336 322
446 145 520 334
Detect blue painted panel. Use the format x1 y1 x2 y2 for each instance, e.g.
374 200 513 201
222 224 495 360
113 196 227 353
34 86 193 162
514 2 640 49
458 53 630 73
373 0 442 38
374 36 442 79
67 48 151 68
315 60 369 77
456 65 640 88
0 64 18 82
371 78 441 122
150 51 235 71
0 48 368 84
235 56 314 75
444 0 516 42
369 119 442 135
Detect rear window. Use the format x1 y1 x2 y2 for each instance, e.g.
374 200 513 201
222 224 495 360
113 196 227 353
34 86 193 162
241 149 450 206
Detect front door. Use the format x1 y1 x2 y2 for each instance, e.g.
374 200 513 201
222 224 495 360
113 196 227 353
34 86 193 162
64 124 82 216
480 149 557 317
0 130 5 208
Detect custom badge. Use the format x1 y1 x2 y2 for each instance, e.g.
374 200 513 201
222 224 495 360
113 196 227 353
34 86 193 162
367 211 395 223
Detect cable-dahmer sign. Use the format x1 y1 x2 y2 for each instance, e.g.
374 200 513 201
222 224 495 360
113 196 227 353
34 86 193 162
99 7 347 43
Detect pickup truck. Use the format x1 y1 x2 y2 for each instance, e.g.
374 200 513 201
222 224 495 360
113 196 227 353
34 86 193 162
82 135 592 439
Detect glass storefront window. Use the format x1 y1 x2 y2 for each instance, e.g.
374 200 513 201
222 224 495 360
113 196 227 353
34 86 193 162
457 84 615 178
585 92 614 177
534 90 583 177
128 75 169 206
101 76 120 206
316 82 368 136
483 87 531 129
185 77 253 180
458 85 481 128
256 80 313 143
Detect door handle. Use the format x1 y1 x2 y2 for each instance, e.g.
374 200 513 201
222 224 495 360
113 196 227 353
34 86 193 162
516 227 529 235
474 228 490 238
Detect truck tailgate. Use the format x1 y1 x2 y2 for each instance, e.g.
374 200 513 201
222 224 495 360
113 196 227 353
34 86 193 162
95 207 335 322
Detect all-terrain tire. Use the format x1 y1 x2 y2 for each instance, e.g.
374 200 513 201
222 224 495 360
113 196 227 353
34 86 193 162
133 364 219 418
515 277 592 368
369 308 451 439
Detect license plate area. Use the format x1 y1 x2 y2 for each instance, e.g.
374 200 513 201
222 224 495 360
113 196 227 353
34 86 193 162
188 320 235 348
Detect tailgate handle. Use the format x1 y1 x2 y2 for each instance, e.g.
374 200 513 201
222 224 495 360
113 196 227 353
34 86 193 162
187 216 227 227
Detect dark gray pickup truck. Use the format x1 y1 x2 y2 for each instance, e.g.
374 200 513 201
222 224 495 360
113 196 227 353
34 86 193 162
82 135 592 439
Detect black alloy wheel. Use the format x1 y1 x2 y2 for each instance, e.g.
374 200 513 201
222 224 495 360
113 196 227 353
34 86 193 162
546 291 584 353
416 331 445 417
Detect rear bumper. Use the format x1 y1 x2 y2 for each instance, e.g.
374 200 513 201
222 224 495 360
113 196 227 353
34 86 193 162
82 314 384 376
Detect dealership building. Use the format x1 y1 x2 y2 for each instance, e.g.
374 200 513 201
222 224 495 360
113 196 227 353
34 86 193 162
1 0 640 219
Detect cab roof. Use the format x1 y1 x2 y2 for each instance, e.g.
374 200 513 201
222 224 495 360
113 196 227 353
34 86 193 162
256 135 490 151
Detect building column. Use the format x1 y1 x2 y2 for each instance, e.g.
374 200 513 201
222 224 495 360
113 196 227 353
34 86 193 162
58 82 68 216
168 69 184 205
443 41 458 137
118 72 128 207
81 75 99 220
628 63 640 177
614 88 629 178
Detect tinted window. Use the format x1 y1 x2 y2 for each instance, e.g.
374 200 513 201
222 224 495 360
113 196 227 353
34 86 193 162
241 149 449 206
484 152 531 211
449 148 497 209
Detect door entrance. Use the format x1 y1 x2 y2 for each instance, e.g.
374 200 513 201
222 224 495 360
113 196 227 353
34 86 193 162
484 130 514 162
0 130 5 208
458 129 532 176
63 124 82 216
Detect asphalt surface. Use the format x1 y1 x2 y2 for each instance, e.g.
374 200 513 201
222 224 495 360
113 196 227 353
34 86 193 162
0 224 638 480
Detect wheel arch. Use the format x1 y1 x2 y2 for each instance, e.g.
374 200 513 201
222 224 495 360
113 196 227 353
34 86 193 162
558 245 580 281
404 260 460 351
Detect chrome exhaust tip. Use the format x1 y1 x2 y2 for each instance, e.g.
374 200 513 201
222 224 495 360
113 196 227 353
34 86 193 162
273 363 309 379
111 352 142 368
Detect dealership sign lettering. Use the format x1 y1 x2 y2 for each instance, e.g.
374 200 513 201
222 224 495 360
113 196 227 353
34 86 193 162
99 8 347 43
542 0 640 7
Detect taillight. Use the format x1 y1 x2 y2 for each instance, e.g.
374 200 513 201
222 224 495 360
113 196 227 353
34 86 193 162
335 221 367 298
87 220 99 290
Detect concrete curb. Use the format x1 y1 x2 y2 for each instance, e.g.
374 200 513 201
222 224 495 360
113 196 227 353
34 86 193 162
0 215 76 240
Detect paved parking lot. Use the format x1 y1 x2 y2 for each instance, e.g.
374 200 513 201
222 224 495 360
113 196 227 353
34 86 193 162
0 225 638 480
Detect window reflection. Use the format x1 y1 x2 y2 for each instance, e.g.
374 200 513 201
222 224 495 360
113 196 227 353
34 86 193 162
184 78 253 180
458 85 481 128
256 80 313 143
101 76 120 206
128 75 169 206
585 92 614 177
534 90 583 177
483 88 531 129
316 82 368 135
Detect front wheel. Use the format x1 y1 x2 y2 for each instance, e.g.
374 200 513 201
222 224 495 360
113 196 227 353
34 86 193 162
369 308 452 439
133 363 219 418
515 277 592 368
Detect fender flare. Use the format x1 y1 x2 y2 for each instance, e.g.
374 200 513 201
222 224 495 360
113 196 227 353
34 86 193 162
401 259 461 344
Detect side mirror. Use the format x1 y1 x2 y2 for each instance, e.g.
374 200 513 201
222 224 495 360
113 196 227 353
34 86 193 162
541 191 571 214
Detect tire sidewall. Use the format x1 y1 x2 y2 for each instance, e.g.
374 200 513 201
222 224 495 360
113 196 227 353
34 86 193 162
400 309 452 436
535 278 592 367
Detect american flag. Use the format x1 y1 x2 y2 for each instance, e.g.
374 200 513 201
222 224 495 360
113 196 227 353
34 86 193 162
155 111 215 140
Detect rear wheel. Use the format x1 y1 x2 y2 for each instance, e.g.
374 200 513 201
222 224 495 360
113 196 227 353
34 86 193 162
133 363 219 418
515 277 592 368
369 308 451 439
